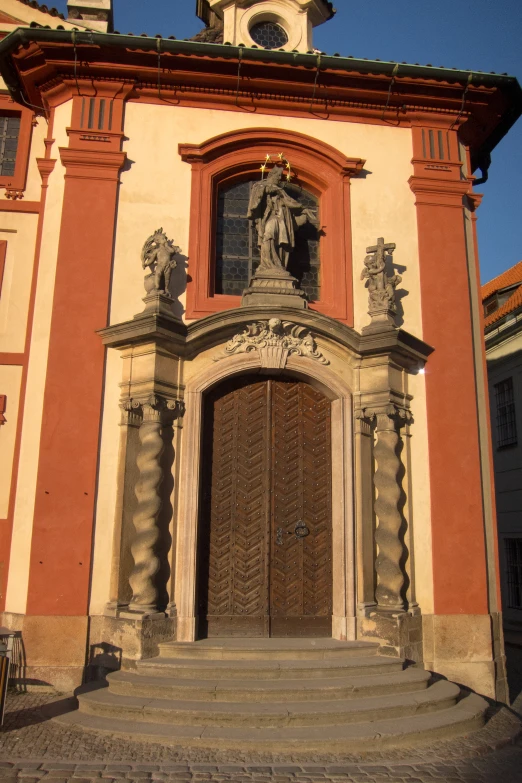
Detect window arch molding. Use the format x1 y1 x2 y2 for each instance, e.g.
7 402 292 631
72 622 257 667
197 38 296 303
179 128 365 323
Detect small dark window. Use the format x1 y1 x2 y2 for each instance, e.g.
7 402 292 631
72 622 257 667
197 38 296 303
494 377 517 448
250 21 288 49
0 116 20 177
215 178 320 301
484 296 498 317
505 538 522 609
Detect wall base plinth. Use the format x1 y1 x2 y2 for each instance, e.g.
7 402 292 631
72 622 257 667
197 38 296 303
423 613 508 702
357 611 423 664
0 612 89 691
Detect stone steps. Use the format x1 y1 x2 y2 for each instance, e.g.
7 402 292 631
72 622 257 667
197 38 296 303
57 638 489 752
137 655 403 680
157 639 379 660
108 666 432 701
56 696 487 752
77 679 460 728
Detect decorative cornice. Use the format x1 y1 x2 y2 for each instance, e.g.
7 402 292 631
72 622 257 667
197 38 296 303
99 305 433 369
59 147 127 180
179 128 365 177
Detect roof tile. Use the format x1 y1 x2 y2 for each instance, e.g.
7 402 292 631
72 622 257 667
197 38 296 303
482 259 522 300
484 284 522 328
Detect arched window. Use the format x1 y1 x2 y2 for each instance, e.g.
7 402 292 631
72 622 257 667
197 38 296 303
179 128 364 322
215 177 321 301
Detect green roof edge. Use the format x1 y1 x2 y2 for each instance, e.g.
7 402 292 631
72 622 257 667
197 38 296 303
0 26 520 167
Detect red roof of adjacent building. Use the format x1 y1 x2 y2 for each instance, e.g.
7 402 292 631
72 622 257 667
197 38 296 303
15 0 64 19
482 260 522 328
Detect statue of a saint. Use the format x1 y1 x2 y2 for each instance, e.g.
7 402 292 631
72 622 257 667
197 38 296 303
361 237 401 314
247 166 317 273
141 228 181 297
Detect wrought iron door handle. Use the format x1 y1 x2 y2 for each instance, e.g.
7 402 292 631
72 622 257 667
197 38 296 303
295 521 310 538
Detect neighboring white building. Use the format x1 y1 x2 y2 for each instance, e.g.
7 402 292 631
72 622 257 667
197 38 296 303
483 261 522 634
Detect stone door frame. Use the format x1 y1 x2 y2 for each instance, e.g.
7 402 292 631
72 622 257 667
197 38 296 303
175 351 355 643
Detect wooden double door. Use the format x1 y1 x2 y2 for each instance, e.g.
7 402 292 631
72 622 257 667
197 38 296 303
198 375 333 637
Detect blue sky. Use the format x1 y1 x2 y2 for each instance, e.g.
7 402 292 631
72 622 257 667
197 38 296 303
52 0 521 283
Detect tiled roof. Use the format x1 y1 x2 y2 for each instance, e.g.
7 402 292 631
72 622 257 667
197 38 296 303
482 260 522 299
482 260 522 328
15 0 64 19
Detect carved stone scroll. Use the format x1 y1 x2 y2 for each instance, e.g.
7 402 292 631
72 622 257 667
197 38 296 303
219 319 329 369
127 395 183 615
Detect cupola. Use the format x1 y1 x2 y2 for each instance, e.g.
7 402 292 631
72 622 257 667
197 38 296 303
197 0 335 52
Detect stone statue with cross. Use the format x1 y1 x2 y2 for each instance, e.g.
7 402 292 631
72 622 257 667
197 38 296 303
361 237 402 331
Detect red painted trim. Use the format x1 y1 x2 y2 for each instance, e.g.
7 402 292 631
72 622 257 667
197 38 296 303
0 353 24 366
0 201 40 213
0 240 6 297
0 97 34 198
0 106 56 611
0 394 6 425
25 94 127 616
410 125 488 615
180 128 364 324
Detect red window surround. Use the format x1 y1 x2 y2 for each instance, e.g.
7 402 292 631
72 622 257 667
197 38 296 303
0 96 34 199
179 128 365 324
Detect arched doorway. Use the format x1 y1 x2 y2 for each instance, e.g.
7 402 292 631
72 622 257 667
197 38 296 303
197 374 333 638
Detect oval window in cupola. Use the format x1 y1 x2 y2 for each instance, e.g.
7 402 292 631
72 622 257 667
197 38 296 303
249 20 289 49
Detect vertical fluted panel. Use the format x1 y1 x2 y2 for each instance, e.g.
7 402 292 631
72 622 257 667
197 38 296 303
128 404 165 612
373 414 405 610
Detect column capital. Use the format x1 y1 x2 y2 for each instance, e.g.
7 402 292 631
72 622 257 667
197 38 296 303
120 395 185 425
356 403 412 428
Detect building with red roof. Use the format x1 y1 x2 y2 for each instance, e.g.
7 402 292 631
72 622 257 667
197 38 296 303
483 262 522 635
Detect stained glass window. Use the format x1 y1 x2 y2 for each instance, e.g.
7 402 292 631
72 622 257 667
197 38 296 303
0 116 20 177
215 178 321 301
249 21 289 50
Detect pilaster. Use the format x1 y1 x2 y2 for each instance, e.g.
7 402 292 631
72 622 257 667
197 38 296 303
25 83 130 623
409 122 490 619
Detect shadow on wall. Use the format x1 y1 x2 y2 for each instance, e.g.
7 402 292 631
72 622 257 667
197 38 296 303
167 252 189 321
86 642 122 683
390 255 408 328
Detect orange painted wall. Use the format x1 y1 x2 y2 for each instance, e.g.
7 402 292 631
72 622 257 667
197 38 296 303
416 199 488 614
25 149 124 616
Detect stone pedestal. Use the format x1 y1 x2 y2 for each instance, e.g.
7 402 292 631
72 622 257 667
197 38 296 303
358 610 423 664
88 614 176 679
241 268 307 309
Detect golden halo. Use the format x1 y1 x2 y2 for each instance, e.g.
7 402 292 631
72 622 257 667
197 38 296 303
259 153 294 182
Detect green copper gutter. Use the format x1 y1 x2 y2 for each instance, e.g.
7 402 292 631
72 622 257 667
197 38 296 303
0 26 520 165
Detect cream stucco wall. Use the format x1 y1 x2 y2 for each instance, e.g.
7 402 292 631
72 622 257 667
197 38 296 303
0 214 39 353
5 100 72 615
89 102 433 618
0 364 22 519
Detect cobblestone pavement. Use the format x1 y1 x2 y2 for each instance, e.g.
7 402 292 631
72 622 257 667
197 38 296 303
0 646 521 783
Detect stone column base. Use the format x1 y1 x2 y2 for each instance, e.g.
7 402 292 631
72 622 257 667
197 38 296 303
88 614 176 679
357 610 423 664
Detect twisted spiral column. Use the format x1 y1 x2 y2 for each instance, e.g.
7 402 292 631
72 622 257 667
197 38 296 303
128 398 165 613
373 411 406 611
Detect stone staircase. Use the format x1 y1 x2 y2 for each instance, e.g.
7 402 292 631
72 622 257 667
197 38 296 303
56 639 489 752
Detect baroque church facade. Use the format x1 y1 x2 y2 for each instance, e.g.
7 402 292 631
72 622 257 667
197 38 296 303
0 0 521 743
